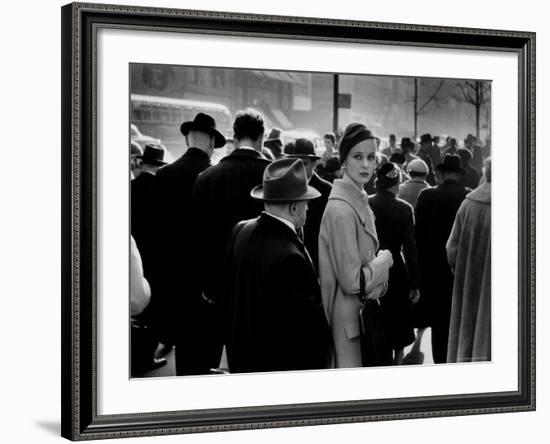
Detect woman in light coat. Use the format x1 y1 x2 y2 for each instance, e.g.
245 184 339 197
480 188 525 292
319 123 394 368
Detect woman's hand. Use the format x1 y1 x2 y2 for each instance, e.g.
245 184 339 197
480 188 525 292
409 288 421 305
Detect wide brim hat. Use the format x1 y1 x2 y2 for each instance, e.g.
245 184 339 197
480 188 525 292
138 143 167 166
251 158 321 202
180 112 226 148
436 153 466 174
284 137 321 160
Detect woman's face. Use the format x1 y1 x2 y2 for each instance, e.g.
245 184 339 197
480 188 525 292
344 138 378 186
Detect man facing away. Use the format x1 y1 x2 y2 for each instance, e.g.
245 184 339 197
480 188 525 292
193 109 272 370
284 138 332 271
154 112 226 376
224 158 331 373
414 154 470 363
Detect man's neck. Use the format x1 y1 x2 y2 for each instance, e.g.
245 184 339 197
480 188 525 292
264 211 296 233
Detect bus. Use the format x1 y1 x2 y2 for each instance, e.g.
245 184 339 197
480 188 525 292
130 94 233 159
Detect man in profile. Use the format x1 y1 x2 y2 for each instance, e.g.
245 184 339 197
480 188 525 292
154 112 226 376
225 158 331 373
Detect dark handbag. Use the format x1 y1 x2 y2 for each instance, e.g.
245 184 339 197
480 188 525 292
359 270 393 366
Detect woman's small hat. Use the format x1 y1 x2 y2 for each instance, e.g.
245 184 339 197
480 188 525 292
180 112 226 148
375 162 400 189
250 158 321 201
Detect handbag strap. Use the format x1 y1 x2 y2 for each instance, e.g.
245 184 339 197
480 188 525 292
359 268 366 304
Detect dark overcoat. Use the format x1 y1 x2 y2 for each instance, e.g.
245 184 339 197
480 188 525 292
369 190 420 350
193 148 271 304
304 172 332 271
153 148 211 342
414 179 469 362
130 171 159 283
225 213 331 373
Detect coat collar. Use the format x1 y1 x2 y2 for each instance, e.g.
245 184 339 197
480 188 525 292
329 178 379 244
222 148 271 163
467 182 491 203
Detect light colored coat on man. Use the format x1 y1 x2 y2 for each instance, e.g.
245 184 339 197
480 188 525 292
319 177 392 368
446 182 491 362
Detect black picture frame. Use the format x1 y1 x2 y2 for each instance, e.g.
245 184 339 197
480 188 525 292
61 2 536 440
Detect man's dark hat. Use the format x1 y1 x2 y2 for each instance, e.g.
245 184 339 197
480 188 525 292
180 112 226 148
420 133 433 144
251 158 321 202
284 138 321 160
400 137 415 150
265 127 283 143
389 152 406 165
138 143 167 166
436 153 466 174
264 128 283 154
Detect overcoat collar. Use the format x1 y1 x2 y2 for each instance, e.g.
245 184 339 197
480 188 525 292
329 178 379 245
222 148 271 163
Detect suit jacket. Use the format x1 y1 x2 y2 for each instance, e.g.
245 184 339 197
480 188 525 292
225 213 331 373
152 148 211 340
193 148 271 304
304 172 332 271
414 179 469 323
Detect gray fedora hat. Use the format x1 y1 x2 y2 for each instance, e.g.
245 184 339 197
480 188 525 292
250 158 321 202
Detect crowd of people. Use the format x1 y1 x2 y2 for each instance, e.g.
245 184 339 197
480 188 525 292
129 108 492 376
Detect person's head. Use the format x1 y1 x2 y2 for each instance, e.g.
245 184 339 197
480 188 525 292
139 143 167 173
436 154 465 182
375 162 401 195
323 132 336 150
130 141 143 176
483 157 492 183
264 128 283 159
400 137 415 155
250 158 321 230
233 109 265 151
420 133 433 149
389 152 406 166
407 158 429 179
338 123 379 187
323 156 342 181
180 112 226 156
457 148 472 167
450 137 458 148
389 133 397 147
284 138 321 181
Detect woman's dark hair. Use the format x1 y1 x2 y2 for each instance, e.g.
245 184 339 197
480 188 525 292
233 109 265 141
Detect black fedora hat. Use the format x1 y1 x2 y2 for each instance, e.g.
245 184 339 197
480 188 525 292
138 143 167 166
420 133 433 144
250 158 321 202
180 112 226 148
436 153 465 174
284 138 321 160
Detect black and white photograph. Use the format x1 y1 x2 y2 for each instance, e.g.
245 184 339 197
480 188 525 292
129 64 493 378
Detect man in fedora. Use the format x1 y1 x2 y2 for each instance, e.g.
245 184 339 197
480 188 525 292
264 127 284 160
284 138 332 271
224 158 331 373
193 108 271 372
414 154 470 363
130 143 168 374
418 133 438 185
154 112 226 376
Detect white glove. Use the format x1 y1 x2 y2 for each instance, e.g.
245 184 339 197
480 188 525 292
376 249 394 268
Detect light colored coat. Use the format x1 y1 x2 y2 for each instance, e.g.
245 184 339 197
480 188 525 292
446 183 491 362
319 177 391 368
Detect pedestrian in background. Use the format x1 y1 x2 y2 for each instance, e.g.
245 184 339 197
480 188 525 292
446 158 491 363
